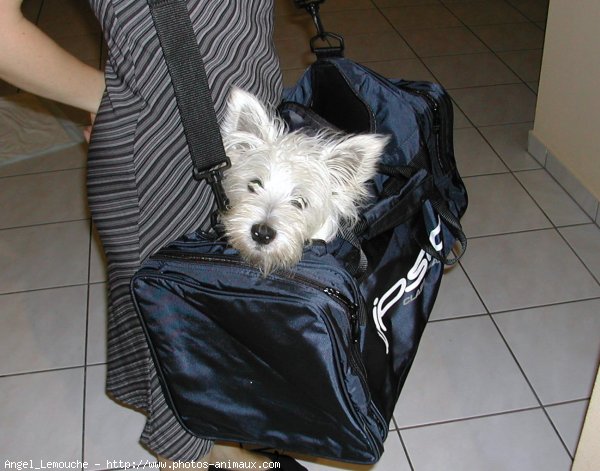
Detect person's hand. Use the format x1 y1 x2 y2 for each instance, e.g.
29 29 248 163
83 113 96 143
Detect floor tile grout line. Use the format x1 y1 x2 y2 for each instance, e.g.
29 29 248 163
430 294 600 323
485 312 575 459
459 218 596 241
0 217 91 233
367 1 481 132
8 0 565 465
545 397 593 409
394 429 415 471
486 154 589 235
0 162 88 180
515 154 600 230
554 225 600 288
81 220 95 465
457 224 555 240
371 1 545 136
494 149 600 286
0 281 93 298
0 364 86 380
395 403 569 433
428 0 544 101
461 160 598 235
453 251 574 458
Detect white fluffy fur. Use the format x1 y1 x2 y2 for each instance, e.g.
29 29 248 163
220 87 389 274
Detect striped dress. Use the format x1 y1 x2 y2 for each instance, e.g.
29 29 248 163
86 0 282 460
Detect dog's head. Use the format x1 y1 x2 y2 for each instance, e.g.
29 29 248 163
220 87 388 274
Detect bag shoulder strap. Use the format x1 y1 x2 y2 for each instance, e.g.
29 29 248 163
146 0 230 211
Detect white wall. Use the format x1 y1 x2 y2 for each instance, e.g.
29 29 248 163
531 0 600 200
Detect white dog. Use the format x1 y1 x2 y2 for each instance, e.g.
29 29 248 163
220 88 389 274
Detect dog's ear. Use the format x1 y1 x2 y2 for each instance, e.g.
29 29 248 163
221 87 279 142
325 134 389 214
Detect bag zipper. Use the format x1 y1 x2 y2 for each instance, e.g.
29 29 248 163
349 61 449 175
150 249 386 446
153 250 373 409
154 250 365 340
399 87 447 174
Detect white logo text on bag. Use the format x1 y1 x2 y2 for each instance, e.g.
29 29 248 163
372 219 442 354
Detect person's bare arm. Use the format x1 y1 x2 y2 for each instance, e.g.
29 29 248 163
0 0 105 114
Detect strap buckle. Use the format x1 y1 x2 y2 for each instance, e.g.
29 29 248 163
192 158 232 213
294 0 344 58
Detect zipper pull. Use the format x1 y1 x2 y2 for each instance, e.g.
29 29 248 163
324 287 361 343
351 306 361 344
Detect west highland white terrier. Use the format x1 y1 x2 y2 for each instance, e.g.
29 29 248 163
220 88 389 274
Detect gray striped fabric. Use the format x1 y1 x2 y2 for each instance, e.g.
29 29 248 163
87 0 282 460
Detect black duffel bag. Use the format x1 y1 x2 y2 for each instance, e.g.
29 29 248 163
132 0 467 464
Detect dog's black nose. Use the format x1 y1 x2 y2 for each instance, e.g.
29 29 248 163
251 223 277 245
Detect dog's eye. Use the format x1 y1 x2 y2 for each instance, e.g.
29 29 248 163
291 197 308 210
247 179 263 193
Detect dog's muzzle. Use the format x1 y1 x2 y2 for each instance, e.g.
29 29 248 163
251 223 277 245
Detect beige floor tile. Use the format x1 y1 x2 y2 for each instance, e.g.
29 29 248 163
424 52 520 89
498 49 543 82
515 170 592 227
453 102 473 128
451 83 537 126
429 264 486 320
0 168 88 229
401 27 489 57
367 59 437 82
461 173 551 237
460 229 600 312
344 32 415 63
546 400 590 456
479 122 540 171
0 369 84 462
375 0 442 6
0 142 87 178
395 316 538 426
494 299 600 404
507 0 550 22
275 0 374 16
274 12 314 41
471 22 545 51
402 409 572 471
382 4 462 31
559 224 600 282
0 286 87 375
276 36 314 70
0 220 90 294
322 9 396 36
445 0 529 25
453 128 509 176
87 283 108 365
84 365 156 469
320 0 375 12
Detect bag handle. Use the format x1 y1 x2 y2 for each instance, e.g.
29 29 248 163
360 166 467 266
146 0 230 213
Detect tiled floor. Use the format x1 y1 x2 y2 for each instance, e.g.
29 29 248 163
1 0 599 470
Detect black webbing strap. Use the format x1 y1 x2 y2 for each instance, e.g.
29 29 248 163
429 198 467 265
338 224 368 279
146 0 230 211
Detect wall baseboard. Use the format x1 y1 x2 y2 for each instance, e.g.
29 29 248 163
528 130 600 227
